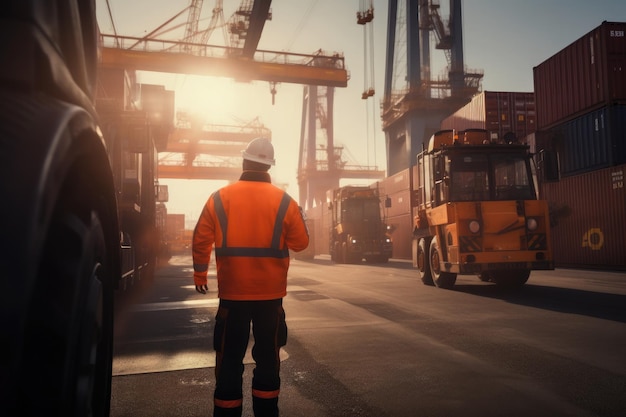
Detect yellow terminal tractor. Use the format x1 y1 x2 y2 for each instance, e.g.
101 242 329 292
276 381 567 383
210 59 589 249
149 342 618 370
411 129 554 289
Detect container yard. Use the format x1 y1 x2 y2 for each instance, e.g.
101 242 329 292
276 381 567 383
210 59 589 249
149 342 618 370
532 21 626 270
300 19 626 272
2 3 625 415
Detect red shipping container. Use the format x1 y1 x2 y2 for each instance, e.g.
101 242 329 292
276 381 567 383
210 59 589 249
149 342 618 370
375 167 410 196
534 21 626 130
541 164 626 270
441 91 536 143
386 213 412 260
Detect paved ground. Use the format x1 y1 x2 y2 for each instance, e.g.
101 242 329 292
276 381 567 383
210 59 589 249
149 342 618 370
111 255 626 416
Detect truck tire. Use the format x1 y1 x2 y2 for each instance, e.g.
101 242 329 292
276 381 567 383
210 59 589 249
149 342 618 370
418 237 434 285
478 272 493 282
22 208 113 416
0 92 118 415
429 236 457 289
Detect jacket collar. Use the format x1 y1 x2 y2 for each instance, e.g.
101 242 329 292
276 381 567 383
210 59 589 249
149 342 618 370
240 170 271 183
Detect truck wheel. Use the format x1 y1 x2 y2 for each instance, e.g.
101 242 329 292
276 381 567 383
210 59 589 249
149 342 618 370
429 236 457 289
478 272 493 282
22 209 113 416
418 237 434 285
492 270 530 288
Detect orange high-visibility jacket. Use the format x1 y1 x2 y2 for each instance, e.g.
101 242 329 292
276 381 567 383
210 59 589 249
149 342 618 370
192 171 309 300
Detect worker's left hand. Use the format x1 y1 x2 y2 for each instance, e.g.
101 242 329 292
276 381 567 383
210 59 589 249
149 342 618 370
195 284 208 294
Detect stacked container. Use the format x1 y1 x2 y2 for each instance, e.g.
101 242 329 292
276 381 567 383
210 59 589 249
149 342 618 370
440 91 536 143
534 21 626 130
534 21 626 270
542 165 626 270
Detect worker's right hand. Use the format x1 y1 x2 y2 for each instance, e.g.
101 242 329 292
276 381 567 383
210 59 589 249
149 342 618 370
195 284 208 294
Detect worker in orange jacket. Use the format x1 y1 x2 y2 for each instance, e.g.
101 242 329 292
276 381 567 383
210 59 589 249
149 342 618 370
192 137 309 417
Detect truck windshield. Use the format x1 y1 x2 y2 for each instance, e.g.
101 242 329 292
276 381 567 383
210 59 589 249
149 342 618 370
343 199 381 223
450 154 489 201
449 153 534 201
492 154 534 200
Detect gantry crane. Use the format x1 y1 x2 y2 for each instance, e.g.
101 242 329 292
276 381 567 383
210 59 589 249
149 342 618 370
382 0 483 176
99 0 347 87
296 1 384 210
97 0 349 181
297 83 385 209
158 115 271 180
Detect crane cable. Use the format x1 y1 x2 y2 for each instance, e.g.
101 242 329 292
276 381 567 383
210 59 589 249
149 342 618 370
368 12 376 170
284 0 320 51
358 0 377 170
104 0 119 46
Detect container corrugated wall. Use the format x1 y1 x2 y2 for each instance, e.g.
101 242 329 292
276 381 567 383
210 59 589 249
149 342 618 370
376 168 410 196
375 170 413 259
541 164 626 270
534 21 626 130
387 213 412 259
537 104 626 176
305 202 332 256
441 91 536 142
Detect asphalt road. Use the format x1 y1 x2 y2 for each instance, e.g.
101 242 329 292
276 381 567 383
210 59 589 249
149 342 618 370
111 255 626 417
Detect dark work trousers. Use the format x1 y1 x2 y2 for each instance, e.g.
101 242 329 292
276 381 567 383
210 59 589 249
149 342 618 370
213 298 287 417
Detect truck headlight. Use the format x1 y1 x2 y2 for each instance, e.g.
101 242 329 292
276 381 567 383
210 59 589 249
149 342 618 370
469 220 480 234
527 217 538 231
351 238 357 244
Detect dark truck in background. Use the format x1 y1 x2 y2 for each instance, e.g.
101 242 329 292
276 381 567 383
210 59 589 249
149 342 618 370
328 185 393 264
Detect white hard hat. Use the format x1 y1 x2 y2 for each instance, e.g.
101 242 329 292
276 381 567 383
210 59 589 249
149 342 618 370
242 137 275 166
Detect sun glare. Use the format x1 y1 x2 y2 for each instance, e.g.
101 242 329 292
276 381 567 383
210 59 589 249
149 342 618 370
174 75 242 122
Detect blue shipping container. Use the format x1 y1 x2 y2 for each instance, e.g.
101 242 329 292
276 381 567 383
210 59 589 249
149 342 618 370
538 105 626 176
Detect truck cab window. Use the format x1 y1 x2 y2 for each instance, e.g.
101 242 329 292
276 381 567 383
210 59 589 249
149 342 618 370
344 200 380 223
450 154 489 201
493 155 534 200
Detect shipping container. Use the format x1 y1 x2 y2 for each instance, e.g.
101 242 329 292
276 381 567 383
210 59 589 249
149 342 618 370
304 202 331 256
381 188 411 219
96 67 136 112
369 171 413 259
541 164 626 270
166 214 185 241
376 167 410 196
386 213 412 260
441 91 536 142
537 105 626 176
534 21 626 130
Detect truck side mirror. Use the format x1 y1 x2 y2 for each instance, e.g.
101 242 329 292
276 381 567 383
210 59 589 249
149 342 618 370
385 196 392 208
540 150 560 182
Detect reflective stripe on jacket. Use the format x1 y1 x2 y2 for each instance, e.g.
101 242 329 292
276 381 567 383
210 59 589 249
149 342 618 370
192 171 309 300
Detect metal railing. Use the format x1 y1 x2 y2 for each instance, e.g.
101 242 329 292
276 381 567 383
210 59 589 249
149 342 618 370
99 34 346 70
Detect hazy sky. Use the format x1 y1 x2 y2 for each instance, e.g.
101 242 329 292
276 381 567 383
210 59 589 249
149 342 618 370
96 0 626 224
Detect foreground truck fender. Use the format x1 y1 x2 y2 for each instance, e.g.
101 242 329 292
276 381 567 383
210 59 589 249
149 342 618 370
0 1 118 415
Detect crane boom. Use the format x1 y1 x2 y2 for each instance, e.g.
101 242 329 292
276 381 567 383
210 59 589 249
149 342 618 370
99 35 348 87
242 0 272 58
